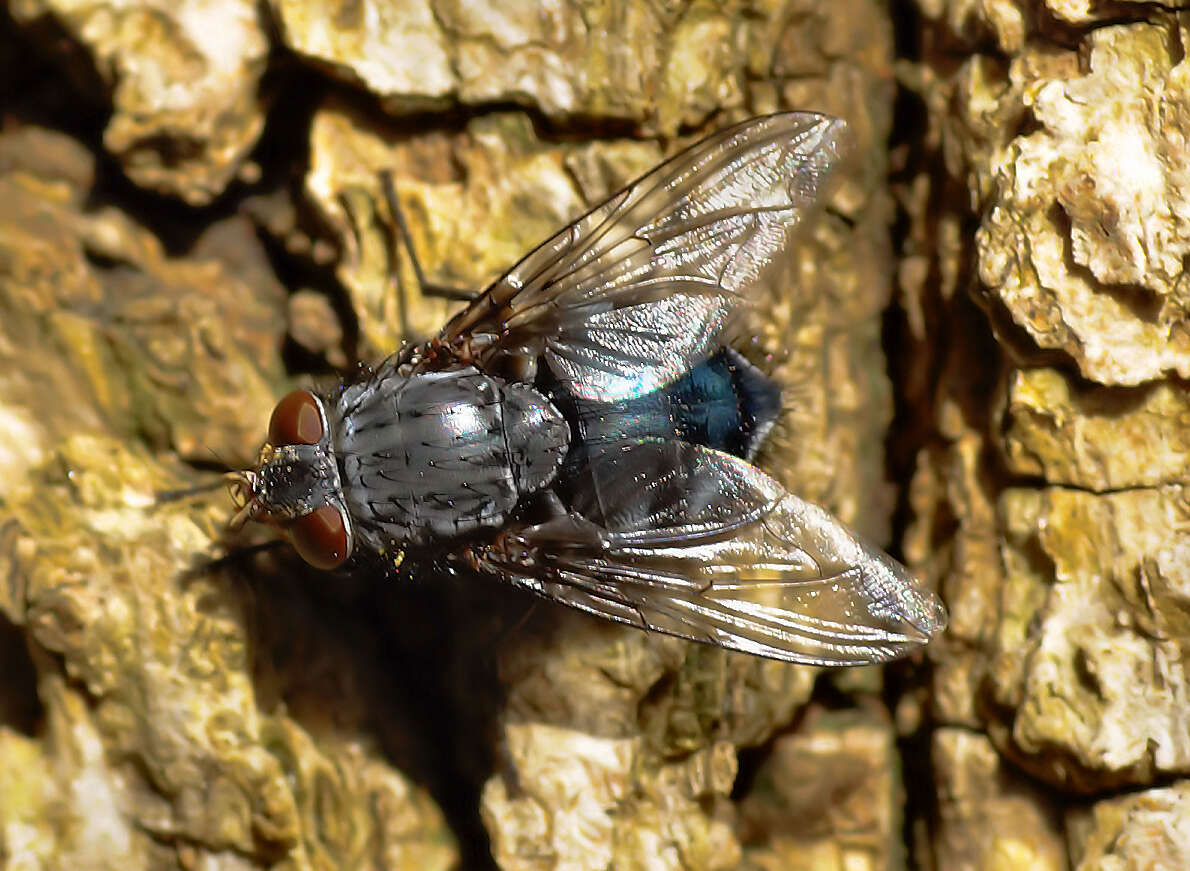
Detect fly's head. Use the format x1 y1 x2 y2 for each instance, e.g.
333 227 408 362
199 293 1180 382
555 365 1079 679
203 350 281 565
231 389 354 570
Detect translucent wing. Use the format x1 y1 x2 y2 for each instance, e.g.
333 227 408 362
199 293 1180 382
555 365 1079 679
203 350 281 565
469 441 948 665
438 113 847 402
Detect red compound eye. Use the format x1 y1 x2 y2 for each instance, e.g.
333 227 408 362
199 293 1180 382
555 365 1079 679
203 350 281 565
268 390 324 446
290 505 350 570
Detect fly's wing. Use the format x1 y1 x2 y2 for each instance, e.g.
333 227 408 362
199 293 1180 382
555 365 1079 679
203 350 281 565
437 113 847 402
470 441 947 665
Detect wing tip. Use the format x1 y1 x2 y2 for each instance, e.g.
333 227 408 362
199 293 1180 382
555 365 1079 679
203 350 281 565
869 555 949 647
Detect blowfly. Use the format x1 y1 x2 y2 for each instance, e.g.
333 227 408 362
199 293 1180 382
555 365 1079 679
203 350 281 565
230 113 947 665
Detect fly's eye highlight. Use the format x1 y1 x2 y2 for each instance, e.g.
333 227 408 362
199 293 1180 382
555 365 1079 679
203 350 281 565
290 505 350 570
269 390 324 446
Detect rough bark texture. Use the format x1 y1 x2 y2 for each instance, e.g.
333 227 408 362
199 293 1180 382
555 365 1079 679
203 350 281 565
2 0 1180 868
898 1 1190 869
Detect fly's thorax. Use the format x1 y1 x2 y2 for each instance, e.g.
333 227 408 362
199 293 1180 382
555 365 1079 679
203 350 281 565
332 365 570 547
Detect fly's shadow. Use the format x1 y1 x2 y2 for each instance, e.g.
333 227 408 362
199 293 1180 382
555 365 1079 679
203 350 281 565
163 483 550 871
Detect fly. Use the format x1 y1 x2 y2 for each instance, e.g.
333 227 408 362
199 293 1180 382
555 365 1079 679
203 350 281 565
230 113 947 666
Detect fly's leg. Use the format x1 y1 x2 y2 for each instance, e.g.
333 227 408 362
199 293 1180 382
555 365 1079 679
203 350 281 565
378 170 477 303
335 182 416 343
539 489 570 519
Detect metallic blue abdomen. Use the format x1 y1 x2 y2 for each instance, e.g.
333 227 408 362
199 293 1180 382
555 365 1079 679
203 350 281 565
549 347 781 462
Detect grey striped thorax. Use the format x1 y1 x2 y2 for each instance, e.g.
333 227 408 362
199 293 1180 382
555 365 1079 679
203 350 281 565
332 364 570 547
